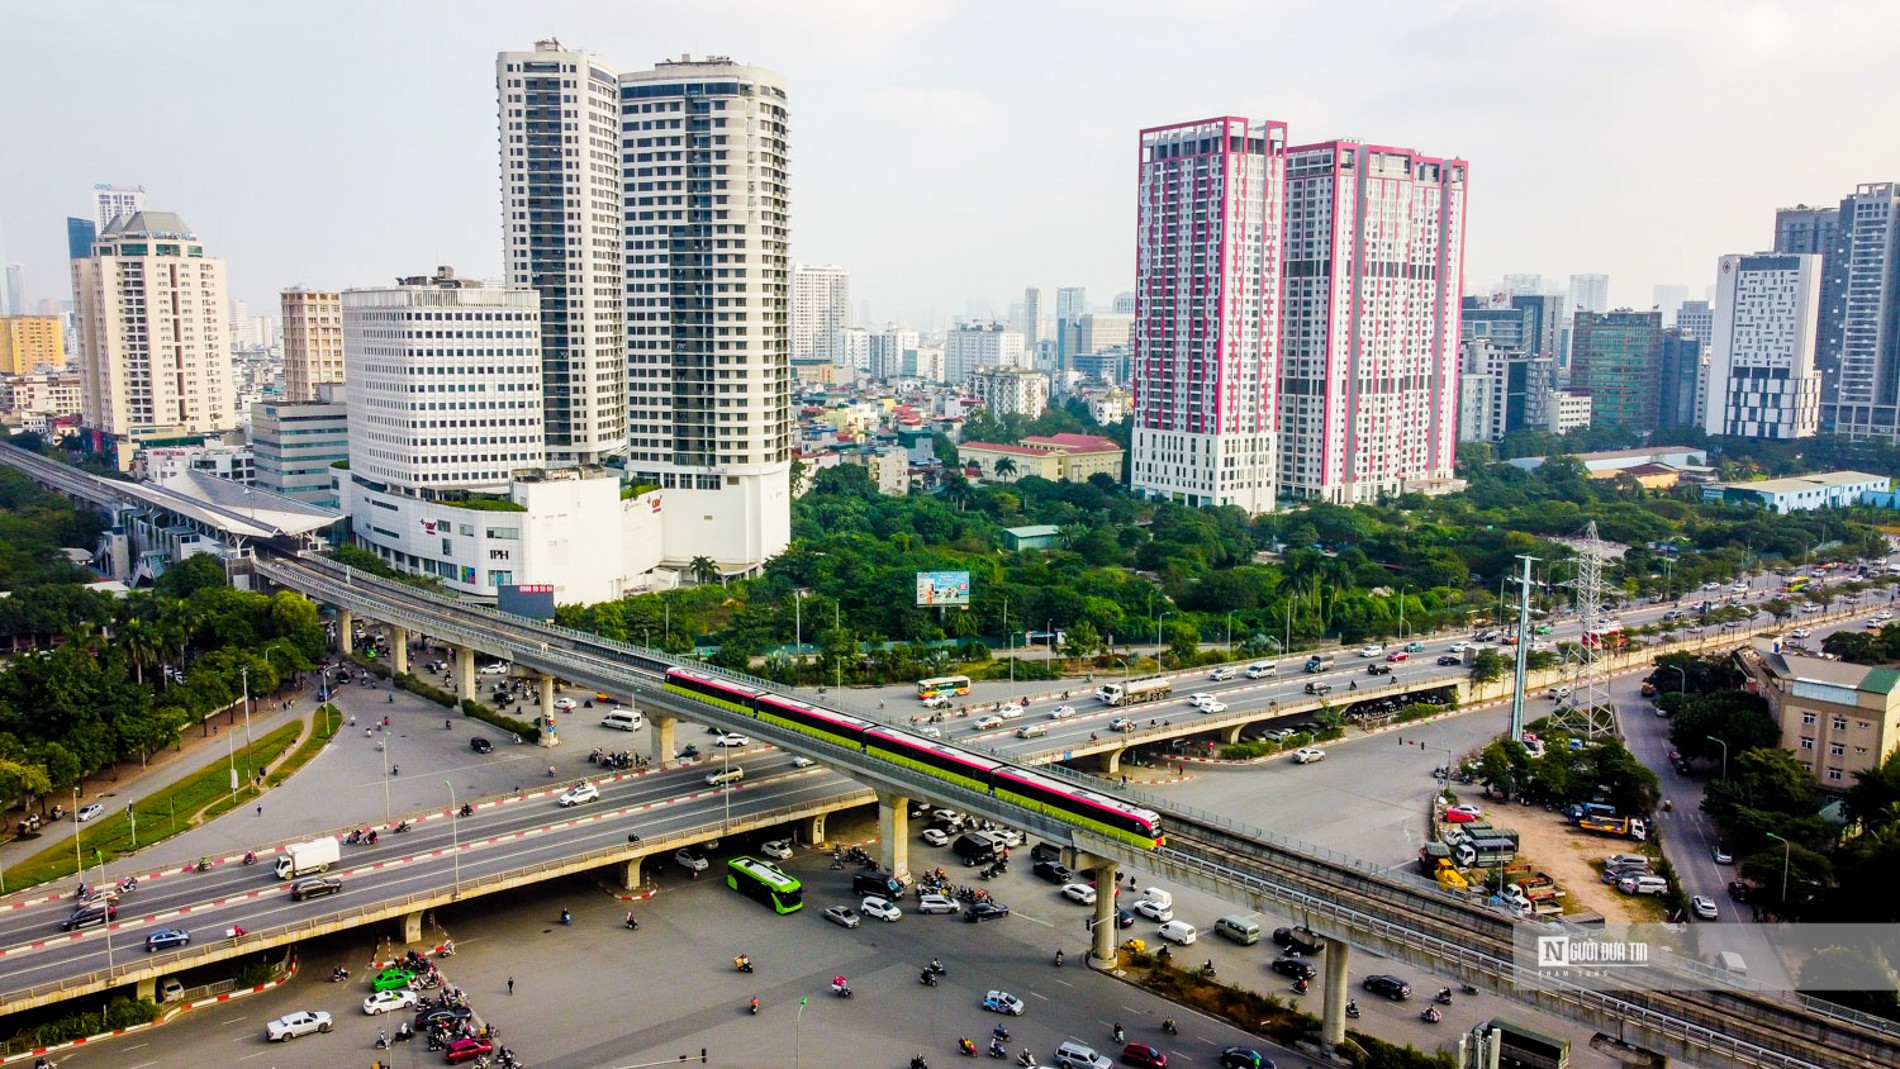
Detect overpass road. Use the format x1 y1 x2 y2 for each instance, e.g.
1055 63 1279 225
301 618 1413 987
0 753 868 1001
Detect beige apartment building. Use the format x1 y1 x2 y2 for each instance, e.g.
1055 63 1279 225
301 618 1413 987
281 288 343 400
1749 642 1900 790
72 211 234 437
0 316 65 374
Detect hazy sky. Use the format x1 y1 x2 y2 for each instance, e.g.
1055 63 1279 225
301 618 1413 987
3 0 1895 326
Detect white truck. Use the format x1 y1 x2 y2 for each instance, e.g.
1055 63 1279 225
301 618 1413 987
274 838 341 880
1095 676 1173 707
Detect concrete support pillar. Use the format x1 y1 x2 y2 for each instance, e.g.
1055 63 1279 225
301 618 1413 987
649 714 677 768
389 626 409 675
399 909 423 944
538 674 560 748
135 975 156 1002
806 811 827 846
338 610 354 655
1101 748 1122 776
876 791 910 881
1088 859 1119 966
1223 722 1247 744
455 646 477 701
1320 935 1351 1048
619 855 644 891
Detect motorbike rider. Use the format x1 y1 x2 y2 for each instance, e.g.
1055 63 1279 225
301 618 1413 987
958 1037 976 1056
1162 1017 1177 1034
735 954 753 972
1112 1023 1125 1043
559 909 571 925
1018 1051 1036 1067
626 911 639 930
992 1024 1010 1042
989 1036 1008 1057
749 997 759 1014
1053 948 1064 966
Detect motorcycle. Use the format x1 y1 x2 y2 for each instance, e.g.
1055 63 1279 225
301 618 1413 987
331 966 352 982
559 910 571 926
734 956 754 974
1112 1024 1126 1044
1421 1007 1442 1024
987 1039 1008 1059
957 1038 977 1057
344 830 362 845
1294 977 1309 994
1345 1001 1361 1019
1053 949 1064 967
393 820 412 833
394 1022 415 1043
242 851 257 866
912 1057 932 1069
460 804 474 818
117 876 138 893
1434 989 1454 1006
1460 982 1479 996
991 1025 1010 1043
196 857 210 873
1161 1018 1178 1035
748 998 759 1015
834 983 854 999
1017 1053 1038 1068
919 970 939 987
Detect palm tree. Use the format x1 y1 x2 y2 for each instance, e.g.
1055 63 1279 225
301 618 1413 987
941 474 976 512
120 618 161 685
992 456 1018 482
689 556 720 586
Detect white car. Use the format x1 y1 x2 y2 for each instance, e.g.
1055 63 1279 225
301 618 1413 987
1791 628 1812 639
991 828 1024 847
1880 610 1895 621
1209 667 1237 681
983 990 1026 1016
1446 803 1483 820
265 1010 333 1041
918 725 942 738
760 839 795 860
553 697 578 711
997 703 1026 719
75 803 105 823
1692 895 1719 920
789 755 815 768
1198 700 1227 714
861 895 902 922
921 695 954 710
917 893 958 914
1109 717 1137 732
973 715 1005 730
1061 882 1097 905
1358 645 1384 658
1133 897 1173 922
479 662 509 675
1448 642 1470 653
1049 705 1079 720
1291 747 1326 764
674 848 710 872
712 732 751 748
1187 692 1219 709
921 828 950 847
363 990 419 1015
557 782 600 807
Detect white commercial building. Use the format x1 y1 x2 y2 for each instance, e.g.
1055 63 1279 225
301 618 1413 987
1704 252 1822 439
92 184 146 229
1825 183 1900 441
498 40 626 467
71 211 235 438
945 324 1025 385
792 264 850 362
251 384 349 507
619 54 792 576
136 444 255 485
970 365 1050 420
830 327 872 371
282 288 344 402
1130 117 1284 514
1546 390 1592 434
867 327 918 380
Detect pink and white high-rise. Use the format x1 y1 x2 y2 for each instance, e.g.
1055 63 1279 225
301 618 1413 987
1129 117 1287 514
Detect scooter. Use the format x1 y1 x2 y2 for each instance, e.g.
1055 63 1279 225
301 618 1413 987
1460 982 1479 995
117 876 138 893
1161 1018 1178 1035
1421 1007 1442 1024
919 970 939 987
957 1038 977 1057
1345 1000 1360 1019
331 966 351 982
987 1039 1009 1058
1434 989 1454 1006
241 851 257 866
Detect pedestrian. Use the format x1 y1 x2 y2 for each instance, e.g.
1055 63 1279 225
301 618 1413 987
1121 774 1129 786
508 976 515 995
256 804 262 817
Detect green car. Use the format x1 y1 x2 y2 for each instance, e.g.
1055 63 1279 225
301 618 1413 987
370 967 416 993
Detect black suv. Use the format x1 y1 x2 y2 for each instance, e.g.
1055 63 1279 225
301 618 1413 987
291 876 344 901
469 737 493 754
1363 974 1411 1000
1032 859 1073 884
1270 957 1317 980
1367 663 1392 676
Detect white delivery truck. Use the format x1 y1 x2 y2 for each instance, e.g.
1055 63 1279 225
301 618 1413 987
274 838 341 880
1094 676 1173 707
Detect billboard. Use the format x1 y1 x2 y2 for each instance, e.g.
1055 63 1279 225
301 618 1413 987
915 571 971 607
498 583 557 621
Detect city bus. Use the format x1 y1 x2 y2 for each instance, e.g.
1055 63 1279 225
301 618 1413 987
1784 576 1810 595
916 675 972 701
726 856 804 914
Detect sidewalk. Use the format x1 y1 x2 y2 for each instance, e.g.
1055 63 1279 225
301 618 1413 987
0 685 313 874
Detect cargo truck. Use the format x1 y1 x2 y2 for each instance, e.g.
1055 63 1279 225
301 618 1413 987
1303 654 1336 673
1577 815 1647 841
274 838 341 880
1095 676 1173 707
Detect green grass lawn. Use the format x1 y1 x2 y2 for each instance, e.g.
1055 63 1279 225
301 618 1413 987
5 720 304 890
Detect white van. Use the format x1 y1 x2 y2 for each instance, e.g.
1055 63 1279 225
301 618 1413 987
1214 915 1261 945
1140 887 1174 911
1245 661 1279 679
705 767 744 787
1714 951 1748 977
601 708 644 731
1618 874 1668 895
1156 919 1197 945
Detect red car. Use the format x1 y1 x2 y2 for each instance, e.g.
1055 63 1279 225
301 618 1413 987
445 1037 494 1065
1123 1043 1169 1068
1386 650 1409 662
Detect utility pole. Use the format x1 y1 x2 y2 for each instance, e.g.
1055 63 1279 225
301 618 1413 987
1509 554 1537 743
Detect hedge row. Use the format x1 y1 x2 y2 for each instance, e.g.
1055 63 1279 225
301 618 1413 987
461 698 539 744
394 672 456 708
19 997 160 1047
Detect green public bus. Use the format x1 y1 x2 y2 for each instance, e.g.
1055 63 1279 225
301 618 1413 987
726 856 804 914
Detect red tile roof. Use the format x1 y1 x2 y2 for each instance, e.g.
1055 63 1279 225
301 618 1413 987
1020 433 1121 454
960 441 1049 457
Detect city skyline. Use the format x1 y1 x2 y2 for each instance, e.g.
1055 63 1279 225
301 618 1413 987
2 1 1893 323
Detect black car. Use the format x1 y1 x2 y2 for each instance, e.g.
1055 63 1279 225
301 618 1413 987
1271 927 1323 956
1032 859 1073 884
1270 957 1317 980
965 901 1011 923
416 1005 474 1030
1437 654 1462 666
1117 907 1136 929
1363 974 1411 1000
290 876 343 901
469 737 493 755
1220 1048 1275 1069
1366 662 1392 676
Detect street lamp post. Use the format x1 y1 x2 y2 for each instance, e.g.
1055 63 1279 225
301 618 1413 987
382 725 392 821
1225 611 1234 653
1397 585 1410 639
1155 611 1170 647
1766 831 1793 908
72 786 81 879
444 780 460 899
1706 734 1729 780
239 666 255 747
1666 664 1686 704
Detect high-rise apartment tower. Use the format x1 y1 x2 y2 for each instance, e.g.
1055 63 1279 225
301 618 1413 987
282 288 344 401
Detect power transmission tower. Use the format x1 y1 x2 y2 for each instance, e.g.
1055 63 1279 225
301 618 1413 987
1549 521 1618 739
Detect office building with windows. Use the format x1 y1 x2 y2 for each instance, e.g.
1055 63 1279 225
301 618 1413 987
251 383 349 507
792 264 850 361
282 288 344 401
1570 310 1662 431
1704 252 1822 439
92 184 146 229
1822 183 1900 440
497 40 626 467
945 323 1025 384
